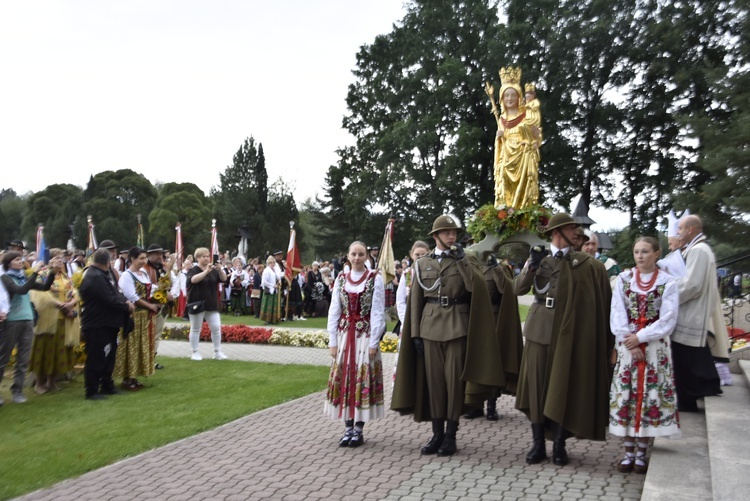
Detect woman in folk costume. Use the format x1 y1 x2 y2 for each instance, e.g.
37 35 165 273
115 247 160 390
259 255 281 324
30 250 80 394
324 241 386 447
609 237 680 474
392 240 430 389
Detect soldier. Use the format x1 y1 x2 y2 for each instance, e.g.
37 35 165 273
392 215 502 457
514 213 612 466
464 254 523 421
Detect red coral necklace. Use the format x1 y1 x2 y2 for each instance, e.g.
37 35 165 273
635 268 658 291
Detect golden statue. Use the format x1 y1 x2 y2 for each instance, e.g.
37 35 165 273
486 67 541 209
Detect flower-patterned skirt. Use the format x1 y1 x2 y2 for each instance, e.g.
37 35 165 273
324 327 385 423
609 337 680 438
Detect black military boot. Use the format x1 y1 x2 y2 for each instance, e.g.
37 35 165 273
552 423 569 466
526 423 547 464
420 419 445 455
486 396 499 421
437 420 459 457
463 406 484 419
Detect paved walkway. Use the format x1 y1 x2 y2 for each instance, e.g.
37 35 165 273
17 340 644 501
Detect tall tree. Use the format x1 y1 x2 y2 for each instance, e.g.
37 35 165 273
148 182 213 254
79 169 158 249
21 184 83 249
328 0 503 237
0 189 27 248
213 137 265 254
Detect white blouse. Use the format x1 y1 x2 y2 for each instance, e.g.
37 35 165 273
261 267 278 294
396 268 411 324
610 269 679 344
327 269 386 349
119 268 152 303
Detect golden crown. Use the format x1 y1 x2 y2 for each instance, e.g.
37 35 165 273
525 83 536 93
499 67 522 86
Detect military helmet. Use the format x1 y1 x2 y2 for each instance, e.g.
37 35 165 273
428 215 462 236
542 213 579 235
575 227 589 243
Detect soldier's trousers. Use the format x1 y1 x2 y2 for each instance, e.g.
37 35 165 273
424 337 467 421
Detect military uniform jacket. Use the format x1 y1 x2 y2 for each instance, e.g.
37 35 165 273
409 252 473 342
513 254 566 345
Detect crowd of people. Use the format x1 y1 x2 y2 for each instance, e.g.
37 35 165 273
0 211 735 476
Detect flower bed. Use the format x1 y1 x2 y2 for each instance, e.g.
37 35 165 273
160 324 400 353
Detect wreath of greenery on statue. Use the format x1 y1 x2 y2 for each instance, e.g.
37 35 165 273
467 203 552 242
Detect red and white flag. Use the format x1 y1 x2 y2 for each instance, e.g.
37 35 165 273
285 225 302 282
175 222 184 269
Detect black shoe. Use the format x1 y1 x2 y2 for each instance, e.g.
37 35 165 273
349 430 364 447
85 394 107 401
155 363 164 370
678 401 699 412
526 423 547 464
463 407 484 419
339 429 353 447
100 388 121 395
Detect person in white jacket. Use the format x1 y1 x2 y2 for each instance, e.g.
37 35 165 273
671 215 725 411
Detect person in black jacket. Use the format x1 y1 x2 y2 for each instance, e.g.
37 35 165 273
79 249 134 400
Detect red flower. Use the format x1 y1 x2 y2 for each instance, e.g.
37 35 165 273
647 405 661 419
497 210 508 219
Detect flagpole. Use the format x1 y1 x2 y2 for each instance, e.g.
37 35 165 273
285 221 294 320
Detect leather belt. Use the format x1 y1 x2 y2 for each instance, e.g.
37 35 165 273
425 296 470 307
533 297 556 309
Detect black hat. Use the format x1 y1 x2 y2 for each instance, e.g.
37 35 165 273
7 239 25 249
99 239 117 250
273 250 284 256
369 246 380 251
147 244 163 253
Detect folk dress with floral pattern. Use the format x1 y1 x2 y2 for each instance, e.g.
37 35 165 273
609 269 681 438
114 270 155 380
324 269 386 423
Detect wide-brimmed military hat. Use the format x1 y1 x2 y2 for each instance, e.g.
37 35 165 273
575 227 589 243
98 239 117 250
147 244 163 253
542 213 579 235
428 215 462 236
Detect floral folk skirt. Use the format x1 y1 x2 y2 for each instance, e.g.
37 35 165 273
609 337 680 438
324 328 385 423
113 310 155 380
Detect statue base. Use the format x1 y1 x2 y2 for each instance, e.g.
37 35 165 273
470 230 548 268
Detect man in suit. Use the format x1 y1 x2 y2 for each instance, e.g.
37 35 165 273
392 215 501 457
514 213 612 466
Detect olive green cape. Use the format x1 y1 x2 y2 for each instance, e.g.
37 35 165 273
488 265 523 395
515 252 613 441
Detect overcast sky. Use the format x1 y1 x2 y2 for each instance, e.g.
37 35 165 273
0 0 405 199
0 0 629 231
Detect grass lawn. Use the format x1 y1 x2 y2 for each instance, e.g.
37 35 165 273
0 358 328 500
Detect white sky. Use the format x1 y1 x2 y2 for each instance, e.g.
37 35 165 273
0 0 629 231
0 0 406 201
